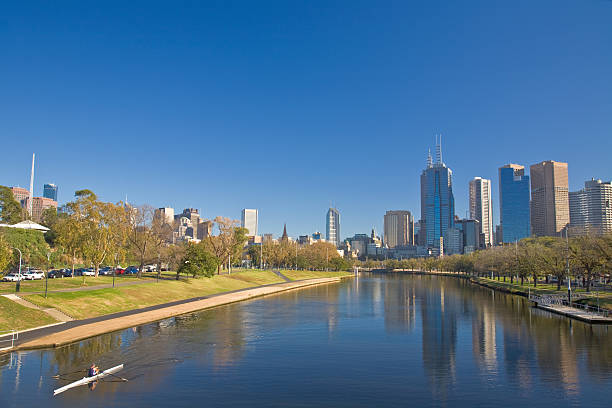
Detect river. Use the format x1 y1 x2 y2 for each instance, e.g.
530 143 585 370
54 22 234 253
1 273 611 407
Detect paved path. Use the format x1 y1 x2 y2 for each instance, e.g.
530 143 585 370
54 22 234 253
2 294 74 322
271 270 291 282
3 277 344 351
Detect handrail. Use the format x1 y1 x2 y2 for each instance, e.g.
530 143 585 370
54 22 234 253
529 294 609 317
0 330 18 348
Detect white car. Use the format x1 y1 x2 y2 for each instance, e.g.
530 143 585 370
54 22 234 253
82 269 96 276
2 273 24 282
24 270 45 280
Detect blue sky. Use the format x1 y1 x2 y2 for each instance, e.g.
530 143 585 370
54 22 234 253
1 0 611 238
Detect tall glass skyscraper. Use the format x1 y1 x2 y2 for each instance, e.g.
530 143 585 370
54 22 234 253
43 183 58 201
326 207 340 247
498 164 530 242
420 138 455 250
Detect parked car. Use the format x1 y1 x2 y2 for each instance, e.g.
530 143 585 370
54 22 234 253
125 266 139 275
144 264 157 272
24 270 45 280
73 268 83 276
115 268 125 275
82 268 96 276
48 270 63 279
61 268 73 277
98 267 112 276
2 273 23 282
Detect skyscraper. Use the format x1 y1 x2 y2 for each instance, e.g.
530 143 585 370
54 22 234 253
156 207 175 225
326 207 340 247
469 177 493 247
43 183 58 201
569 178 612 235
241 209 258 236
530 160 569 237
498 164 531 243
384 210 414 248
420 137 455 250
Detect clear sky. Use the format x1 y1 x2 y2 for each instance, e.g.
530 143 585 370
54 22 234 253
1 0 611 239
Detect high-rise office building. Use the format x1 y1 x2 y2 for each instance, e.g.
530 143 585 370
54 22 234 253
241 209 258 236
498 164 531 243
530 160 569 237
10 187 30 206
569 178 612 235
469 177 493 247
384 210 414 248
43 183 58 201
31 197 57 221
326 207 340 247
420 137 455 249
156 207 175 225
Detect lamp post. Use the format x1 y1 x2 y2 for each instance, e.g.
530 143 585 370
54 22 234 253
113 253 118 288
12 247 22 293
45 252 50 299
566 229 571 306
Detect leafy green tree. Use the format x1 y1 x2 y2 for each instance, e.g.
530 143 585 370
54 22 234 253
0 234 12 272
0 227 49 269
0 186 24 224
178 243 220 278
40 206 65 246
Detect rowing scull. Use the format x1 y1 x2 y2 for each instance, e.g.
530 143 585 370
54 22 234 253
53 364 124 395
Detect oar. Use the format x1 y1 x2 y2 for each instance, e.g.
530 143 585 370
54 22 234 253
52 369 86 378
106 372 129 382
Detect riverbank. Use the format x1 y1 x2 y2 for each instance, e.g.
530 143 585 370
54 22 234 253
470 276 612 311
13 276 347 351
22 270 349 320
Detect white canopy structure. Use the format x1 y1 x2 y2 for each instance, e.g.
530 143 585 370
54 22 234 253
0 220 50 232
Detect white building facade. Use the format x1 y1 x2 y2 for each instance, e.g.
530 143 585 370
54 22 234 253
469 177 493 247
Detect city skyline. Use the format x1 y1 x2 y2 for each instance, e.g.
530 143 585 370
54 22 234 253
1 2 611 238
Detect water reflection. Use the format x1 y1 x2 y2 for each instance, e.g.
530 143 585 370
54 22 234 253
1 274 612 407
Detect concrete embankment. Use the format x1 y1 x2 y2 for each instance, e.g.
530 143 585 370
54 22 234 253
14 277 344 351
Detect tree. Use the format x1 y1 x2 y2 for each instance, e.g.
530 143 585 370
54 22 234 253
571 235 605 292
55 212 84 277
124 204 158 278
0 234 12 272
0 185 23 224
536 237 567 290
0 227 50 269
203 216 241 274
177 243 219 278
60 190 124 277
40 206 65 246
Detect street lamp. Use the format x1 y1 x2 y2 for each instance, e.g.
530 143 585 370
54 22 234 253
566 229 571 305
45 252 51 299
11 247 22 293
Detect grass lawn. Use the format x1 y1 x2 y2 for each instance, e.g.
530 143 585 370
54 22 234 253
279 269 353 280
0 296 58 332
0 275 145 295
24 270 286 319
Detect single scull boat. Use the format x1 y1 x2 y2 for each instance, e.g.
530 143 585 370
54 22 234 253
53 364 124 396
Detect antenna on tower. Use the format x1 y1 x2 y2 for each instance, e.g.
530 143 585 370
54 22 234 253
435 134 443 165
427 149 433 168
28 153 35 218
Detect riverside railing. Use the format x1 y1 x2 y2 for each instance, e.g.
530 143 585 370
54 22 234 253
0 330 18 349
529 293 610 318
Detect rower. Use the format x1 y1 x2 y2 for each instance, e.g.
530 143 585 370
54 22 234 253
88 363 99 377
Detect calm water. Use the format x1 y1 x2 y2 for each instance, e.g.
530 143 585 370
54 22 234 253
1 274 612 407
